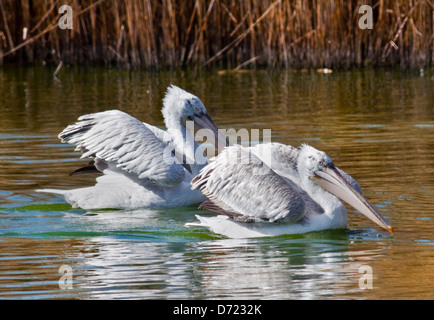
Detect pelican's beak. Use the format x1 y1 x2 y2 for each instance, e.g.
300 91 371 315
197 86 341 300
186 113 228 152
311 165 393 234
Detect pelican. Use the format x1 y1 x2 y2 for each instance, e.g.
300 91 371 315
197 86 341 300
188 143 393 238
37 85 226 209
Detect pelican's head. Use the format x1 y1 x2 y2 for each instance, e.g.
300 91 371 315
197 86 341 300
298 144 393 234
298 144 334 176
162 85 226 150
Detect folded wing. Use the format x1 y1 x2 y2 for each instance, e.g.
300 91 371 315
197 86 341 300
191 145 306 223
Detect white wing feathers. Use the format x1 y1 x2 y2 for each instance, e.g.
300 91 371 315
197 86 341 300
191 145 306 223
59 110 185 187
249 142 299 177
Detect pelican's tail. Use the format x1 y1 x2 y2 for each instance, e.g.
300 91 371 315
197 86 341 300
185 215 215 228
35 187 86 208
36 188 69 198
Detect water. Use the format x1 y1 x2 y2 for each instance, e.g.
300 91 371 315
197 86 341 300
0 66 433 300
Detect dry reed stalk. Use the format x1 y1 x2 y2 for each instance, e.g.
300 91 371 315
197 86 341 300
203 0 281 67
0 0 14 51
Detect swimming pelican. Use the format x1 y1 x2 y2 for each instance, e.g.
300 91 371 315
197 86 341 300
188 143 393 238
37 85 226 209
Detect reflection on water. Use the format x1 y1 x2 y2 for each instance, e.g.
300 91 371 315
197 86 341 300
0 232 380 299
3 231 432 299
0 66 433 299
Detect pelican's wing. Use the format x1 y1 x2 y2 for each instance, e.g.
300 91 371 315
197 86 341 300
191 145 306 223
59 110 185 187
249 142 299 178
142 122 167 143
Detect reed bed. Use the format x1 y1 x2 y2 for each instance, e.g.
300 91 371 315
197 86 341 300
0 0 432 69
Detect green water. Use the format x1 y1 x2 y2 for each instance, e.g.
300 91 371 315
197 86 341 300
0 66 433 299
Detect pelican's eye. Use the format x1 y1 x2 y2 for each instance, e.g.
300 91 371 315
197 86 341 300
320 160 334 168
187 98 204 116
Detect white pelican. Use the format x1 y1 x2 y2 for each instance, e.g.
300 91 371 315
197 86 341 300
37 85 225 209
188 143 393 238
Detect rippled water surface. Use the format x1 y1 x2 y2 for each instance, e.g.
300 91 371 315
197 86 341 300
0 66 433 299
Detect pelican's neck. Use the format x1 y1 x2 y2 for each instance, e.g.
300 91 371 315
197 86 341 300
167 120 207 176
300 177 348 222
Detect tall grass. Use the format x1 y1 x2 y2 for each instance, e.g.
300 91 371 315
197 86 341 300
0 0 432 69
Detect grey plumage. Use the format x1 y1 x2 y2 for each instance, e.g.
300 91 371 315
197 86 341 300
192 145 306 223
